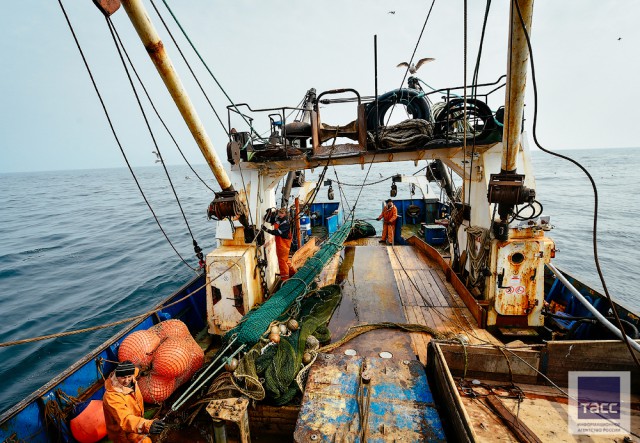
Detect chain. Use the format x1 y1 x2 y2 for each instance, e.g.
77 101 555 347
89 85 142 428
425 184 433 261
254 244 269 298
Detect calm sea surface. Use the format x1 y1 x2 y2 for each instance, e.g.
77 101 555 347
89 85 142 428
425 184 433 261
1 147 638 414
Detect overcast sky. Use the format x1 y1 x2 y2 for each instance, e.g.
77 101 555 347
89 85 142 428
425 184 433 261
0 0 638 174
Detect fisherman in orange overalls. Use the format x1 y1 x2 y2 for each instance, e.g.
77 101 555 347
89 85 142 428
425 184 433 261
377 199 398 245
263 207 295 281
103 361 165 443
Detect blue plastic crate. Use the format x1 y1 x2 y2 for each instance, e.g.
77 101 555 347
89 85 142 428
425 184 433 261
425 224 446 245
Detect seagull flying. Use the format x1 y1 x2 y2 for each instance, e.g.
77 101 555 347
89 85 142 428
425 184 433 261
152 150 161 164
388 11 396 14
397 57 435 74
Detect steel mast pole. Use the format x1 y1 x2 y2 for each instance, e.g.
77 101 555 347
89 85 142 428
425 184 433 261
502 0 533 173
120 0 233 191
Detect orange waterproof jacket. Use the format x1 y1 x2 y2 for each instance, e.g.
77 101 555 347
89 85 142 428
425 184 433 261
103 369 153 443
378 204 398 224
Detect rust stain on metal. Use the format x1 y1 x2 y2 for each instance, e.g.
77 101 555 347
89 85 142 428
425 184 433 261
145 40 164 56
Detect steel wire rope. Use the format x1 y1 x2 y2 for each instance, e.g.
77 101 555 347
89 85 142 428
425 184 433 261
159 0 265 142
108 18 204 267
56 0 195 271
148 0 228 137
513 0 640 368
384 0 437 127
462 1 493 288
331 175 394 187
111 19 216 193
332 167 354 216
466 0 492 207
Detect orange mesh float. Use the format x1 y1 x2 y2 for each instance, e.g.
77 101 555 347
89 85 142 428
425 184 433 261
118 330 160 370
151 319 190 339
185 339 204 378
152 337 191 378
138 373 176 404
69 400 107 443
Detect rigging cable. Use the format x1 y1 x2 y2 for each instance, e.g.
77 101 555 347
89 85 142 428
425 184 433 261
148 0 228 137
111 19 216 194
384 0 437 127
462 1 493 287
56 0 195 272
159 0 264 141
107 18 205 269
467 0 492 206
513 0 640 368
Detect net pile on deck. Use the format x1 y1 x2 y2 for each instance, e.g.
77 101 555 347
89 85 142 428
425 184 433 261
346 219 376 241
224 219 353 349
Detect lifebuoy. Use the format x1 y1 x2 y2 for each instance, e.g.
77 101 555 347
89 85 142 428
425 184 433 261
406 205 421 218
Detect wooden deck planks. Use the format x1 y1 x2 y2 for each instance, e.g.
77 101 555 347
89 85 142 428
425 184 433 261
389 245 502 354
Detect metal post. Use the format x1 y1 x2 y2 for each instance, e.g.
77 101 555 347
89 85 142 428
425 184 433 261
502 0 533 173
120 0 233 191
374 35 379 150
213 420 227 443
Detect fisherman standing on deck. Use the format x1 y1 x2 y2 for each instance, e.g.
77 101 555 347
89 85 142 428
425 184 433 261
103 361 165 443
263 207 295 281
377 199 398 245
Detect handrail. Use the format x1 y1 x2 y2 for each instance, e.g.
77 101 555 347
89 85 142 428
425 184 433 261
547 263 640 353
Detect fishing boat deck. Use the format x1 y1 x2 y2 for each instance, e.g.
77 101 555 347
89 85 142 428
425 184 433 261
329 240 500 364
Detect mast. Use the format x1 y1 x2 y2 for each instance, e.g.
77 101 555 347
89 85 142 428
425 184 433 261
502 0 533 172
119 0 233 192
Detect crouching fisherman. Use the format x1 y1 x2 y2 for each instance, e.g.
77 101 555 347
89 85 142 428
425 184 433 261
103 361 165 442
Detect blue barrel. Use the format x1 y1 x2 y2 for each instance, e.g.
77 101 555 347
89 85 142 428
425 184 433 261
300 215 312 235
425 224 447 245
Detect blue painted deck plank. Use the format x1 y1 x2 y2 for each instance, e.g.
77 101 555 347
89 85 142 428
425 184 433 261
294 354 445 442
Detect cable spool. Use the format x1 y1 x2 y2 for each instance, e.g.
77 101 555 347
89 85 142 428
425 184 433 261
207 190 244 220
365 88 432 130
433 98 496 142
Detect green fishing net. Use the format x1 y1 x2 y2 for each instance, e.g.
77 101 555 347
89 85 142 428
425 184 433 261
224 220 352 348
347 219 376 241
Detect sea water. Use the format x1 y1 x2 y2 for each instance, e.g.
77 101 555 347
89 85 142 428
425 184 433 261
0 147 638 415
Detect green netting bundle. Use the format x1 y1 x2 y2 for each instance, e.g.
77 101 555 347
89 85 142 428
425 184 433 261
239 285 342 405
224 220 352 348
347 219 376 241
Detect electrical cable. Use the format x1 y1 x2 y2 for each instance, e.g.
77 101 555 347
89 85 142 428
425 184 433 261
56 0 195 272
513 0 640 368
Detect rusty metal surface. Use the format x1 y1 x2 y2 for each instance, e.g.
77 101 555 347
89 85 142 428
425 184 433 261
294 354 445 442
93 0 120 16
206 397 251 443
328 246 414 360
490 234 554 328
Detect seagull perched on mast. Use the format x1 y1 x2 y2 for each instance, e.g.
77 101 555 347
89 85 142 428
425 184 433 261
397 57 435 74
